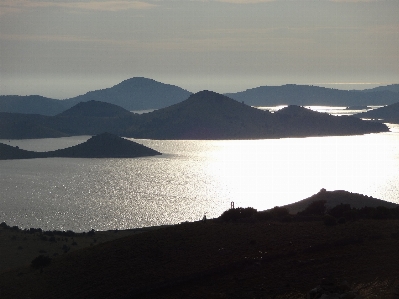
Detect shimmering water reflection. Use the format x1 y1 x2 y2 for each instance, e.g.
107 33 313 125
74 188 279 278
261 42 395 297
1 127 399 232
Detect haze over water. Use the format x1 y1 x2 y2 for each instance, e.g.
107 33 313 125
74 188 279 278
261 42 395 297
1 118 398 232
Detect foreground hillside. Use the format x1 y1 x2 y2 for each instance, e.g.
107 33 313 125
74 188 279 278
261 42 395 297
0 219 398 298
0 191 398 299
0 78 192 115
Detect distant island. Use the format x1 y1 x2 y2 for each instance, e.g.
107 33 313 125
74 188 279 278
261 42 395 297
0 77 192 116
354 102 399 124
124 91 389 139
0 78 398 115
225 83 399 107
0 91 389 140
0 132 161 160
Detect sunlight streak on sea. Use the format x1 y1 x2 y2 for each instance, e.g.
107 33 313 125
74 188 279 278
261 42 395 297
1 126 398 232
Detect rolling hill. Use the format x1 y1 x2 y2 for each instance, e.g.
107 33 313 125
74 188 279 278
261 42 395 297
0 91 389 140
0 132 161 160
57 100 133 118
225 84 399 107
2 80 399 116
125 91 389 139
63 77 192 111
362 84 399 93
354 102 399 124
0 95 68 116
0 78 192 116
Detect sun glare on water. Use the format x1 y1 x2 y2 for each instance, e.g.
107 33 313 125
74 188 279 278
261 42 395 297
204 133 398 211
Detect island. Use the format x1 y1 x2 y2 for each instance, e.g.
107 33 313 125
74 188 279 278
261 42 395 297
0 132 161 160
0 91 390 140
354 102 399 124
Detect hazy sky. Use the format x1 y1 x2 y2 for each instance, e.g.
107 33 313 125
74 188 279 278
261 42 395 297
0 0 398 99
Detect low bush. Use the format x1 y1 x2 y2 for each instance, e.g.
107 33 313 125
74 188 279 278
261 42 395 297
328 203 351 219
269 206 289 218
219 207 257 222
323 214 337 226
31 255 51 269
299 200 327 216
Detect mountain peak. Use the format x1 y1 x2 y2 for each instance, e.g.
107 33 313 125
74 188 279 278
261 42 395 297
64 77 192 111
115 77 157 88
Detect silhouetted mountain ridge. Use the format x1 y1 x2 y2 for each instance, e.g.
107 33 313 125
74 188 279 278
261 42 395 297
1 79 399 116
0 95 68 116
124 91 388 139
354 102 399 124
57 100 132 117
126 90 276 139
63 77 192 111
362 84 399 93
225 84 399 107
0 91 389 139
0 78 192 116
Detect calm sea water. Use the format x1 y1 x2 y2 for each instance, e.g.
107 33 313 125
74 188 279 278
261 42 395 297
1 108 398 232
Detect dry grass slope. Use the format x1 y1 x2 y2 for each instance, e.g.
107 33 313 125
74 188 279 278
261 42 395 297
0 218 398 299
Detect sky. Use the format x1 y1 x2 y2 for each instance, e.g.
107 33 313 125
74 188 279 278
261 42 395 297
0 0 398 99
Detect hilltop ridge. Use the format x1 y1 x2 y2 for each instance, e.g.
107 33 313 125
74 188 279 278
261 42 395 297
225 84 399 107
1 79 399 116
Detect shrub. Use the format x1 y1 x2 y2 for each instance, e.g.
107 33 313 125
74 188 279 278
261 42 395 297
269 206 289 218
219 207 257 222
374 206 390 219
256 210 272 221
29 227 42 234
328 203 351 219
343 209 358 221
31 255 51 269
323 214 337 226
300 200 327 216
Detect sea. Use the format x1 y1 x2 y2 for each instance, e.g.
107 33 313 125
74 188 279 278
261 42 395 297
1 106 398 232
